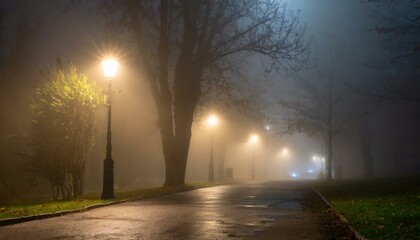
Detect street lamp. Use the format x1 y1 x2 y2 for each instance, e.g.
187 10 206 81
312 155 325 176
207 115 218 182
101 58 118 199
282 148 289 156
249 134 259 179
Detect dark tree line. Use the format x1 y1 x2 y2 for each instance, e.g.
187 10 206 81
367 0 420 102
277 0 420 180
0 7 41 202
0 4 101 201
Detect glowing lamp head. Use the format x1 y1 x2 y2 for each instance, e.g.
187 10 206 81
250 134 259 143
207 115 218 127
102 59 119 79
282 148 289 155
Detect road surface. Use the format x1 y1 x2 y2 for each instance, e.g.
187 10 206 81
0 181 353 239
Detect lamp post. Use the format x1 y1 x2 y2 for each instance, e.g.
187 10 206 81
249 134 259 179
313 155 325 177
207 115 218 182
101 59 118 199
264 125 270 179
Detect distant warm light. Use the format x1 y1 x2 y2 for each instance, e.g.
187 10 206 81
265 125 270 131
207 115 218 127
282 148 289 155
102 59 119 79
249 134 259 144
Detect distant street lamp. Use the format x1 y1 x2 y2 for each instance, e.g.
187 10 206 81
207 115 218 182
249 134 259 179
282 148 289 156
312 155 325 176
101 59 118 199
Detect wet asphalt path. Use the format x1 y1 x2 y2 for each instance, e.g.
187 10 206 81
0 181 328 239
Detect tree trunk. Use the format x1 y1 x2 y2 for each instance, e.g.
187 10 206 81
162 105 195 186
392 138 405 175
326 78 333 181
161 121 192 187
162 0 201 186
326 130 333 181
51 182 58 201
219 143 226 181
72 171 83 198
359 117 374 178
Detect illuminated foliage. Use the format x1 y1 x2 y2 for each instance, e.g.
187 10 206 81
31 65 101 200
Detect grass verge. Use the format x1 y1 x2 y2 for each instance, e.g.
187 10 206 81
313 178 420 240
0 199 110 220
0 182 216 221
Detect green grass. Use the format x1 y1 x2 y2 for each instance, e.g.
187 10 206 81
0 182 217 221
314 178 420 240
0 199 109 219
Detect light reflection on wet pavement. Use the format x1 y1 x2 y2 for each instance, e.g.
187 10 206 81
0 181 317 239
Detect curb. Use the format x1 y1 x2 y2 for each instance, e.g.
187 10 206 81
0 200 123 227
0 184 222 227
308 184 368 240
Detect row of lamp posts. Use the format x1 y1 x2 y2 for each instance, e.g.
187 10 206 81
99 59 264 199
206 114 260 182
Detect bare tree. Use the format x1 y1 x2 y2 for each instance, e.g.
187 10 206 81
364 0 420 102
279 72 361 181
98 0 308 186
369 0 419 67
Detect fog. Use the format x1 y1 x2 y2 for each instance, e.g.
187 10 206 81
0 0 419 201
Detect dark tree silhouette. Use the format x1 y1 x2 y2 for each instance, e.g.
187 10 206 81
370 0 419 67
278 73 362 181
366 0 420 102
98 0 308 186
0 9 41 201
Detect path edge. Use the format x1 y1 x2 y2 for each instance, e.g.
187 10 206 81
0 183 227 227
308 184 368 240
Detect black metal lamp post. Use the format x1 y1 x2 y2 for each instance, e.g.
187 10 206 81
207 115 218 182
252 145 255 179
101 59 118 200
